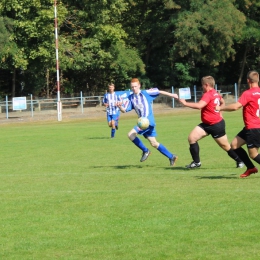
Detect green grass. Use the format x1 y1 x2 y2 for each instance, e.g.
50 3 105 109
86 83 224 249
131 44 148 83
0 110 260 259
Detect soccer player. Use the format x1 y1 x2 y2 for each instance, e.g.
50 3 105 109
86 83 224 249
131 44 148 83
178 75 243 169
215 70 260 178
118 78 179 166
103 83 121 138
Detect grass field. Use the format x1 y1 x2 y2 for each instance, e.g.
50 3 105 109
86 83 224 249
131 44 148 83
0 109 260 259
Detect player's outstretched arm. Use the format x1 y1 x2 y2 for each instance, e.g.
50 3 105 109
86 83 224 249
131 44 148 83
178 99 207 110
215 102 242 112
159 90 179 99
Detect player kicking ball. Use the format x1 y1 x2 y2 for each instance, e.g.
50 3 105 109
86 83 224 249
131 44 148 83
118 78 179 166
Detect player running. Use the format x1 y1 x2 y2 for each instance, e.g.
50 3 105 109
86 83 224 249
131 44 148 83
118 78 179 166
103 83 121 138
178 75 243 169
215 70 260 178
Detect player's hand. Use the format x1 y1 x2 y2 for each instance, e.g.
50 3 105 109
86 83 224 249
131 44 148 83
215 105 220 111
172 93 179 99
178 99 186 105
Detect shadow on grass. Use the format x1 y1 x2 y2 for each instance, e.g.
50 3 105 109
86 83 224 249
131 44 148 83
162 166 186 171
91 165 147 169
92 165 189 170
196 174 238 179
161 166 214 171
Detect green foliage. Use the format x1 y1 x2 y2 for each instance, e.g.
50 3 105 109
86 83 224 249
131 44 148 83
173 0 246 66
174 62 197 86
54 0 145 91
0 15 28 70
235 0 260 46
0 16 12 48
0 0 259 96
109 42 145 83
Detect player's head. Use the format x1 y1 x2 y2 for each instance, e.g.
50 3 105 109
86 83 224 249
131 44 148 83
108 83 115 93
130 78 141 94
247 71 259 86
201 76 215 88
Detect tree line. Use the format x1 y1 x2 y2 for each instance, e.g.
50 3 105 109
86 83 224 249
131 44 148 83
0 0 259 98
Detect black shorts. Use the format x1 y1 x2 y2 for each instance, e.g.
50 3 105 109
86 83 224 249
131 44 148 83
198 119 226 138
237 127 260 148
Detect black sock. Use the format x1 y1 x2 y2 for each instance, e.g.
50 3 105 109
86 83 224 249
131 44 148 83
190 142 200 163
234 147 255 169
253 154 260 164
227 148 242 163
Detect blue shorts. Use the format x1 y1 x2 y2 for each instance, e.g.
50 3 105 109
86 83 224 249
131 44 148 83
134 125 157 138
107 114 119 123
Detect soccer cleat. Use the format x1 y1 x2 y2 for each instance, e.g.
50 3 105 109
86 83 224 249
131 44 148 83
240 167 258 178
169 155 178 166
140 150 151 162
115 125 118 130
185 161 201 169
236 161 244 168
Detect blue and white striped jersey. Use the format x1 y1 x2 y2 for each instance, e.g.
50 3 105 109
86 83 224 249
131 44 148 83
124 88 160 126
103 92 121 115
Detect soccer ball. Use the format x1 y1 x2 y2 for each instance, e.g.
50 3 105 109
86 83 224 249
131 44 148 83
137 117 150 130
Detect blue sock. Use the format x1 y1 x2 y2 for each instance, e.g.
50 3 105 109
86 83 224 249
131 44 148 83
132 137 148 152
111 129 116 137
157 144 173 159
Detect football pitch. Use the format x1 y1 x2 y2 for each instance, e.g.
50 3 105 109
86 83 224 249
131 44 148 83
0 110 260 259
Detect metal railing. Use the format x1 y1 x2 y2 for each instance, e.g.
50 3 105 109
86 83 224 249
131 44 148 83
0 94 104 119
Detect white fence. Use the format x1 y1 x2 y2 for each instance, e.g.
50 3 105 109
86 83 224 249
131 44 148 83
0 83 242 119
0 95 103 118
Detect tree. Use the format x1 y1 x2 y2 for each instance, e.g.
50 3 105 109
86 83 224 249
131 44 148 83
56 0 145 92
172 0 246 84
0 0 259 97
234 0 260 92
0 0 66 97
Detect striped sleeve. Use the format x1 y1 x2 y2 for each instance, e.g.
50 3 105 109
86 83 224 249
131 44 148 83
146 88 160 96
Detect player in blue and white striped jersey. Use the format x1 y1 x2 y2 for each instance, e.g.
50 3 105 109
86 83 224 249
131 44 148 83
118 78 179 165
103 83 121 138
